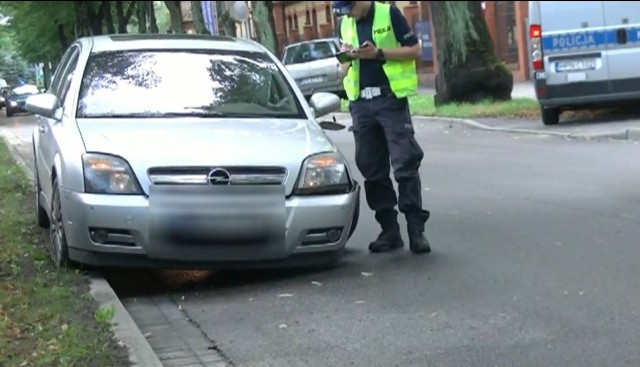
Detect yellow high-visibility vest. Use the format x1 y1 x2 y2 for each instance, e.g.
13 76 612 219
340 2 418 101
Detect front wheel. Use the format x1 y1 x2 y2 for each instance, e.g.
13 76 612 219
49 177 72 269
33 148 49 228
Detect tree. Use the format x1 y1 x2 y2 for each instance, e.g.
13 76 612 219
0 51 29 85
252 1 277 55
164 1 184 33
429 1 513 106
215 1 237 37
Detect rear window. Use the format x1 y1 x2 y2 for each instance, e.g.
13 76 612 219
282 41 337 65
76 49 305 119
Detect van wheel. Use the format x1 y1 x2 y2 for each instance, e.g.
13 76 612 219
541 106 560 125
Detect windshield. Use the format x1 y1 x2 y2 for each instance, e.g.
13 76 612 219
77 49 305 119
11 85 39 97
282 41 337 65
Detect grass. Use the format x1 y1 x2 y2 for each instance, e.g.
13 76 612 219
0 141 129 367
340 95 541 119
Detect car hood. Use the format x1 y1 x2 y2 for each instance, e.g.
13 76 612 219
76 117 337 195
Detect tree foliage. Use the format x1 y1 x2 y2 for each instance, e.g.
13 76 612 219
0 1 161 64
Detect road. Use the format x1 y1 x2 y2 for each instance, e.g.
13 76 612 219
2 110 640 367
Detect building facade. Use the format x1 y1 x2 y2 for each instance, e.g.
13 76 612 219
238 1 532 83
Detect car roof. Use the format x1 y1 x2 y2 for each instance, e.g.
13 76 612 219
284 37 339 50
78 34 266 54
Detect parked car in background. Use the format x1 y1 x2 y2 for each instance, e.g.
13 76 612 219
27 34 360 270
0 88 8 110
282 38 346 100
5 84 40 117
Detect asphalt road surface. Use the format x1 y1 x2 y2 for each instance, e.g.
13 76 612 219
3 110 640 367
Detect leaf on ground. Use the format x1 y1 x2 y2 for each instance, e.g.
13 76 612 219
278 293 293 298
361 272 373 277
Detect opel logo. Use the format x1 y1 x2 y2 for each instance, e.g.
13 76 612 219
207 168 231 185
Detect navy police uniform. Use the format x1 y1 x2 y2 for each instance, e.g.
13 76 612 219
339 3 431 254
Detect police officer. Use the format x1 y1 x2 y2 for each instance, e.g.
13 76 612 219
332 0 431 254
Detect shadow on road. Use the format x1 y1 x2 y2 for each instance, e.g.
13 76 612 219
103 248 364 299
562 104 640 125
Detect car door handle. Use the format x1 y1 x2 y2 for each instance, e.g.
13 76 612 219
38 125 47 134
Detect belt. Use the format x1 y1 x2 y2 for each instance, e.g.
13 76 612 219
358 86 393 100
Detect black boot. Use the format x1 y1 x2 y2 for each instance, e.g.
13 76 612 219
369 224 404 253
408 231 431 254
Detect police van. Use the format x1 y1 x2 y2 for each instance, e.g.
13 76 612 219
528 1 640 125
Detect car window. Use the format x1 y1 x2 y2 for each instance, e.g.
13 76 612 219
282 41 337 65
59 51 79 106
49 46 76 94
76 49 305 119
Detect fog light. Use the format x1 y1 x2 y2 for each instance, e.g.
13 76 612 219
326 228 342 243
90 229 109 244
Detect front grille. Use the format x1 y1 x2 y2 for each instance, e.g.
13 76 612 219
147 166 288 186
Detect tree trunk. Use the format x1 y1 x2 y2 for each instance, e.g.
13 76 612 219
164 1 185 33
429 1 513 106
103 1 116 34
115 2 126 33
215 1 237 37
138 1 148 33
191 1 209 34
148 1 159 33
252 1 277 55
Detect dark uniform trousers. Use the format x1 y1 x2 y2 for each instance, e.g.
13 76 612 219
349 91 431 233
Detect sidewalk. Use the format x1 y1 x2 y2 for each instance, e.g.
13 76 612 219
418 81 536 99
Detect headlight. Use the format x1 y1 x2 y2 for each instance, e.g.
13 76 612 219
82 153 143 195
9 100 17 106
294 152 352 195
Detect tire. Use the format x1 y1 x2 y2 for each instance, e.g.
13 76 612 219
5 107 13 117
541 106 560 125
49 176 72 269
33 148 49 228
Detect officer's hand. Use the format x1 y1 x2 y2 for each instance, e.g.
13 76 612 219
340 43 354 52
353 41 377 59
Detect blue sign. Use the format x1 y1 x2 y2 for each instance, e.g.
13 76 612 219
541 26 640 52
414 21 433 61
201 1 219 35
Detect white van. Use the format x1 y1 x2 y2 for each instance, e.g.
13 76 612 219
528 1 640 125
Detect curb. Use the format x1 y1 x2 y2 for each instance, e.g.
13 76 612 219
0 128 163 367
331 112 640 141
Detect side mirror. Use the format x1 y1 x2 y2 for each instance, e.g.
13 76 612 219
25 93 61 120
309 92 341 118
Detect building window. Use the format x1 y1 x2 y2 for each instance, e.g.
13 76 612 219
294 14 298 29
305 10 310 25
288 16 293 30
325 5 332 28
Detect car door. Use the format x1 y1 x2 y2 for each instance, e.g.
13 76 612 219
602 1 640 94
540 1 610 96
37 45 80 201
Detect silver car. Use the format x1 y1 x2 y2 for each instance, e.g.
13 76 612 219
282 38 346 99
27 34 360 270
